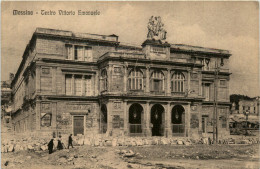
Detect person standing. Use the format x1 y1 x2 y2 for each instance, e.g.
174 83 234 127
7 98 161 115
68 134 73 149
57 136 63 150
48 139 54 154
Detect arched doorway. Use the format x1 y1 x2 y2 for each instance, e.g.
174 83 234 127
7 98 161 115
101 104 107 133
172 105 185 135
151 104 165 136
129 103 143 135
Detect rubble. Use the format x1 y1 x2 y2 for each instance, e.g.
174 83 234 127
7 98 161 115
1 135 259 153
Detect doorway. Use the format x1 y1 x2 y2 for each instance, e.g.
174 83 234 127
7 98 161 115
73 116 84 136
151 104 165 136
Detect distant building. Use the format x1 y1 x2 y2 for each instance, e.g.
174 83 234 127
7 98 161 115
11 18 231 138
1 73 14 130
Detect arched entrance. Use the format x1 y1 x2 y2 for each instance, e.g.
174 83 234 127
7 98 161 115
101 104 107 133
172 105 185 135
151 104 165 136
129 103 143 135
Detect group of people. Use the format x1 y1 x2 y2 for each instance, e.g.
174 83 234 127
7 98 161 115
47 134 74 154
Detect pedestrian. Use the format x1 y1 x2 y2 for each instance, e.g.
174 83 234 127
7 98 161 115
48 139 54 154
68 134 73 149
57 136 63 150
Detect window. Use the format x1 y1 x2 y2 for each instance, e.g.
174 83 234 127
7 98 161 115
100 69 108 91
203 83 211 101
254 107 256 114
171 72 185 93
66 44 73 60
66 44 92 61
74 75 82 96
220 80 226 87
151 70 165 92
85 76 92 96
84 47 93 62
74 46 84 61
65 75 72 95
202 116 209 133
128 69 143 90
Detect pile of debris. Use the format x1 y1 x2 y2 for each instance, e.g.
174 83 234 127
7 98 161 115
2 136 259 153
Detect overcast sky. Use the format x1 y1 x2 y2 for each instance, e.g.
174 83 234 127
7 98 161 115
1 1 259 97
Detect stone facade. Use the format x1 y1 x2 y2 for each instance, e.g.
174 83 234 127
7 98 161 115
11 27 231 139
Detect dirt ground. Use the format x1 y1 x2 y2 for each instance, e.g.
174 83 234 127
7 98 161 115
1 144 259 169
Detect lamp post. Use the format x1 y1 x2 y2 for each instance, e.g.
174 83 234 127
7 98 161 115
244 110 249 136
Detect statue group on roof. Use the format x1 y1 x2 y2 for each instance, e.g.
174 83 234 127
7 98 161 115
147 16 167 41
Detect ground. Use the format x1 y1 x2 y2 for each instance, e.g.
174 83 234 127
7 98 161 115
1 144 259 169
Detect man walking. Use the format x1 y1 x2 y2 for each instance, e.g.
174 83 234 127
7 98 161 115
48 139 54 154
68 134 73 149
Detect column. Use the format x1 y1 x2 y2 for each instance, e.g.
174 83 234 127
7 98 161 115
106 101 112 136
198 72 202 96
144 102 151 136
123 101 128 136
167 69 171 96
187 70 191 96
145 67 150 93
186 103 191 138
165 102 172 137
82 75 85 96
71 74 75 95
123 65 127 92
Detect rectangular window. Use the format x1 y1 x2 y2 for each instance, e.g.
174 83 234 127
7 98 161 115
254 107 256 113
74 76 82 96
65 75 72 95
220 80 226 87
202 116 208 133
85 76 92 96
84 47 93 62
66 44 73 60
204 84 210 101
74 46 84 61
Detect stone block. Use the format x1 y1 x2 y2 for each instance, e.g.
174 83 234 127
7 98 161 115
177 140 183 145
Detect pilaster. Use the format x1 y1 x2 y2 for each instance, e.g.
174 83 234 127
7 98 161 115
145 67 150 93
123 101 128 136
144 102 151 136
165 102 172 137
123 65 127 93
167 69 171 96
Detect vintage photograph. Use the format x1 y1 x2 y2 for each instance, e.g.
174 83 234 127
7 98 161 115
1 1 259 169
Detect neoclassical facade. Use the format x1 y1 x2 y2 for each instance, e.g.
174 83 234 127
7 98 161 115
11 26 231 139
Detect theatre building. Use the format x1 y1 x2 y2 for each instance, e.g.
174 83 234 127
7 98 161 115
11 19 231 138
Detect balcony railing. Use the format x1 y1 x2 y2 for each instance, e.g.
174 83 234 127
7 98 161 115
172 124 185 134
129 124 142 133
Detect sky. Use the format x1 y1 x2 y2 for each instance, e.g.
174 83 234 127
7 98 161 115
1 1 259 97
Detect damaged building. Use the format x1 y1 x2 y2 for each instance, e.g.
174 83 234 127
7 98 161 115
11 18 231 139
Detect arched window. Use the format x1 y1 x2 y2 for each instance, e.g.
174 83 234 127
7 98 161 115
100 69 107 91
151 70 165 92
171 72 185 93
128 69 143 90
